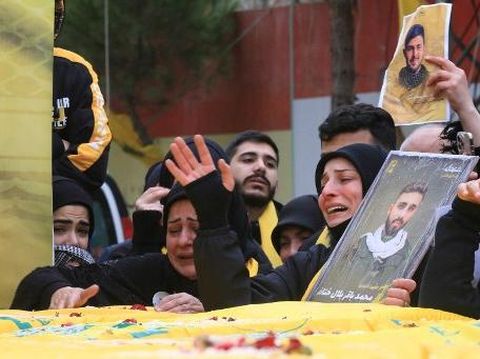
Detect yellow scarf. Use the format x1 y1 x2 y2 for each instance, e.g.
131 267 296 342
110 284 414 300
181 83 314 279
258 201 282 267
246 258 259 277
301 227 331 301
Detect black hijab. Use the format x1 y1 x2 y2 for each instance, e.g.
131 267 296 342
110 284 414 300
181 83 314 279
157 137 252 254
271 195 325 254
314 143 388 241
53 175 94 238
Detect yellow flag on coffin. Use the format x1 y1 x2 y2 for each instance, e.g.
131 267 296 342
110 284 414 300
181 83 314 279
0 1 53 308
397 0 426 27
0 302 479 358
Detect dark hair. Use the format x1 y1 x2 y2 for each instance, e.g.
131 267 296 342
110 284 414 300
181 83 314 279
398 182 428 200
404 24 425 48
440 121 463 154
318 103 396 150
225 130 280 163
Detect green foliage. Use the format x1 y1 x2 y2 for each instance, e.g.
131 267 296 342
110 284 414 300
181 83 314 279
57 0 237 135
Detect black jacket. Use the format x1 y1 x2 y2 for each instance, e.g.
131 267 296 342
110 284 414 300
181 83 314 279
11 253 197 311
419 197 480 318
194 226 339 310
193 221 428 311
53 47 112 191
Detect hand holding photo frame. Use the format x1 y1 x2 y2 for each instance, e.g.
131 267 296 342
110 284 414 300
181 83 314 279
306 151 478 303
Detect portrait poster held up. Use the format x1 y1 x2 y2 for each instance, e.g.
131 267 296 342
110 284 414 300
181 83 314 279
306 152 478 303
378 3 451 125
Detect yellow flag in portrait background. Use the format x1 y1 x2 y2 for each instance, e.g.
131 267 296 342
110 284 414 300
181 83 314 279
398 0 426 28
0 1 53 307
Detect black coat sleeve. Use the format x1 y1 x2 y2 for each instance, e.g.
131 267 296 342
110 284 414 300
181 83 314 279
131 210 165 254
194 226 331 311
10 254 172 311
10 267 73 310
53 48 112 191
419 197 480 318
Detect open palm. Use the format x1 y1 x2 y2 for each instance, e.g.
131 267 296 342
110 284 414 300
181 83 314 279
165 135 234 192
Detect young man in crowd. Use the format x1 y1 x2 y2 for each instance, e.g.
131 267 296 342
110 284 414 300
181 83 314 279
226 131 283 267
318 103 397 154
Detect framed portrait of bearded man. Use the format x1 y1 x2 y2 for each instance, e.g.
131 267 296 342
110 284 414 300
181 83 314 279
305 151 477 303
378 3 451 125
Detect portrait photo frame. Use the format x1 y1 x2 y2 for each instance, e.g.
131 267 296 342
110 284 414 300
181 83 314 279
306 151 478 303
378 3 452 125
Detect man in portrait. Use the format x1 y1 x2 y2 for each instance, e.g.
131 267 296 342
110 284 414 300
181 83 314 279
356 182 428 288
399 24 428 90
379 4 451 124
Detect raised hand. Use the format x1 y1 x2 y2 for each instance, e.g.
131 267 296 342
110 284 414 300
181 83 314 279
165 134 234 192
134 186 170 212
426 56 480 146
49 284 99 309
426 55 472 112
458 178 480 205
165 135 234 230
382 278 416 307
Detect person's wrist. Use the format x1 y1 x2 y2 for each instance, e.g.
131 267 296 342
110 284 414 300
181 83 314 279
184 171 230 230
456 101 478 123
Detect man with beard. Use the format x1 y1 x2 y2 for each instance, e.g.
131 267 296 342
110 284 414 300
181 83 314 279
357 182 428 288
226 131 283 267
399 24 428 90
381 23 441 123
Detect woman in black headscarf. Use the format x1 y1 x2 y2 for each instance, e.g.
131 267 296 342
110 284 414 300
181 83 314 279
165 136 390 309
52 176 96 267
11 183 206 312
103 137 272 274
11 137 271 311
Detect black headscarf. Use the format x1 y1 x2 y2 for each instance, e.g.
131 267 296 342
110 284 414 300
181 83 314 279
53 175 94 238
157 137 251 253
315 143 388 196
162 183 188 229
314 143 388 241
53 176 96 267
271 195 325 254
143 161 163 191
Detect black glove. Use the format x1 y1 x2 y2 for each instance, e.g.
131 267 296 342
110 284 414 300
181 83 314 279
184 171 232 230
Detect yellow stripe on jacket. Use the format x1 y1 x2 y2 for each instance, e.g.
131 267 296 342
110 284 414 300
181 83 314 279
301 227 331 301
54 47 112 172
246 258 259 277
258 201 282 267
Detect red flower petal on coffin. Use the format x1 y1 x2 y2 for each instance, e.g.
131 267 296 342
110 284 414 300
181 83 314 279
254 332 277 349
130 304 147 311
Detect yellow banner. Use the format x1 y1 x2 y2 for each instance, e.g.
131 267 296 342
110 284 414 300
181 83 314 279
398 0 426 27
0 1 53 307
0 302 479 358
